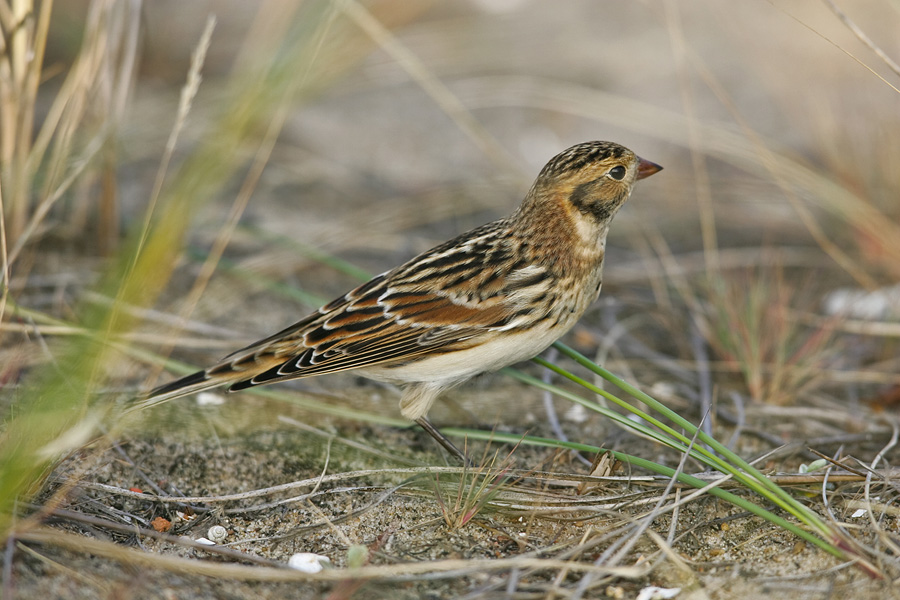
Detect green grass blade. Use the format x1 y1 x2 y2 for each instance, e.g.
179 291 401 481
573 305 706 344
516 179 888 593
437 427 845 560
551 341 834 539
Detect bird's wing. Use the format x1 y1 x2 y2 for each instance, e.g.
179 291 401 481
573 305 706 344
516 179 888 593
146 221 556 402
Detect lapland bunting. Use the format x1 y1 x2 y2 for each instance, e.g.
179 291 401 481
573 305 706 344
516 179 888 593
143 141 661 460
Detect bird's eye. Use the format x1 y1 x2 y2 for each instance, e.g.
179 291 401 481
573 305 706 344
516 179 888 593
608 166 627 180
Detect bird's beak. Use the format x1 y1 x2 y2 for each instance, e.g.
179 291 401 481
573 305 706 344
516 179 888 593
635 157 663 180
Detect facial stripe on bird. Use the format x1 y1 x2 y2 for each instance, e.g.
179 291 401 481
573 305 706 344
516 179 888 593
569 180 616 222
537 141 628 180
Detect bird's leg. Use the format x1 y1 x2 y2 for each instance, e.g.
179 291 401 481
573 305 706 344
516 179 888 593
415 417 471 465
401 383 472 464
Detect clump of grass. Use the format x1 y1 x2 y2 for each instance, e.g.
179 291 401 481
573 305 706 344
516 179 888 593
475 342 880 574
0 0 140 262
431 445 515 530
0 0 380 544
705 266 837 405
0 0 144 540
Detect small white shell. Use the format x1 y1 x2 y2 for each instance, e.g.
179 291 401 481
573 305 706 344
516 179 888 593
288 553 332 573
196 392 226 406
207 525 227 543
636 586 681 600
563 403 588 424
823 284 900 320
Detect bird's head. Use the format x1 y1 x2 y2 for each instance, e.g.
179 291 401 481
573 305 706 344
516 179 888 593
525 141 661 229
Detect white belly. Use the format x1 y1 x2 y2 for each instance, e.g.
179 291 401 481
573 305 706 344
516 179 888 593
360 320 570 386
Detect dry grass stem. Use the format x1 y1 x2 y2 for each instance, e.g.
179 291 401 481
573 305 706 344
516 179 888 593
19 528 647 581
771 0 900 95
336 0 523 180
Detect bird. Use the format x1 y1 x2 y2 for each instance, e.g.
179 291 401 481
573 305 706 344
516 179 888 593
140 141 661 461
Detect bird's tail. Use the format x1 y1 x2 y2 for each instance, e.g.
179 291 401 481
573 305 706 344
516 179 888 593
126 348 291 415
125 370 224 415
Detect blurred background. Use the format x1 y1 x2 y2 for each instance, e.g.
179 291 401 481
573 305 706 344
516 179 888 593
2 0 899 448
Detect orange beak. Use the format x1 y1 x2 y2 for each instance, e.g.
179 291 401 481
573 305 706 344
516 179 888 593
636 157 663 180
